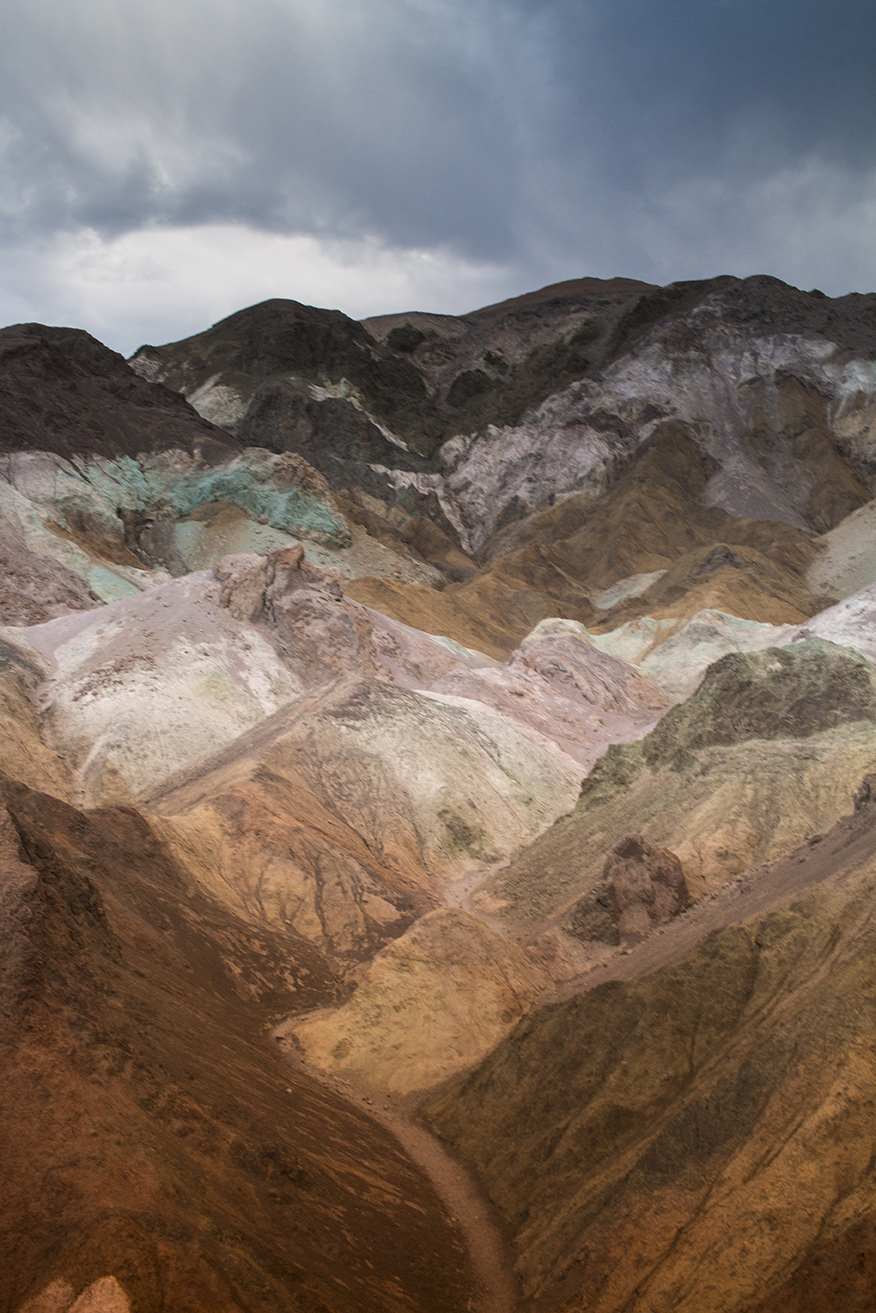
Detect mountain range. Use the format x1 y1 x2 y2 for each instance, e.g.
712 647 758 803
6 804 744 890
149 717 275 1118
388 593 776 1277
2 273 876 1313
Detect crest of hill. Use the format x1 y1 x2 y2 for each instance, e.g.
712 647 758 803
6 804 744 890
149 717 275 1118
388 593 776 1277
699 273 876 357
587 541 831 634
130 298 442 459
0 324 236 464
131 275 805 478
122 275 876 588
458 275 660 316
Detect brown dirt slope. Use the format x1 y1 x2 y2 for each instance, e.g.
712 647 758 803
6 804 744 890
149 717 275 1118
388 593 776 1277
476 639 876 945
525 422 822 589
148 742 439 980
334 493 477 582
588 540 831 632
740 373 870 532
349 424 829 657
147 671 578 977
288 907 549 1098
424 785 876 1313
346 564 595 661
0 777 478 1313
0 636 71 800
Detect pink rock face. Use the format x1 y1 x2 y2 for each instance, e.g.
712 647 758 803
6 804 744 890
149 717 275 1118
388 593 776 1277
568 833 690 946
213 546 360 683
213 551 274 621
213 546 491 693
429 633 670 767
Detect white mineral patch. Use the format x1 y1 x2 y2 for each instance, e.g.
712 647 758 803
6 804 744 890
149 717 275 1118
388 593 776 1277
21 572 302 806
589 570 667 609
245 678 583 884
635 610 797 701
806 499 876 599
184 375 248 428
585 616 678 667
829 359 876 469
517 610 798 703
791 583 876 666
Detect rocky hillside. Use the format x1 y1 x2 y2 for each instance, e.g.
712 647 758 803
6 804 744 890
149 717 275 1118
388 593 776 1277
1 273 876 1313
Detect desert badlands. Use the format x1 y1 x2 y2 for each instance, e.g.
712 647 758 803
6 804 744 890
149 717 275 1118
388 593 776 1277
1 274 876 1311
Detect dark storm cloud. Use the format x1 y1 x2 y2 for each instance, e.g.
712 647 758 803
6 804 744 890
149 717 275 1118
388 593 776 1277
0 0 874 349
0 0 539 258
544 0 876 179
4 0 868 259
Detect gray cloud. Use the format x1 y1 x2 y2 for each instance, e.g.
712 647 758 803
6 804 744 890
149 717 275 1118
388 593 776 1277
0 0 874 351
0 0 539 255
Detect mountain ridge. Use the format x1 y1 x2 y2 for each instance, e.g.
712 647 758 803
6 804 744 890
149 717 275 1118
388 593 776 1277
2 271 876 1312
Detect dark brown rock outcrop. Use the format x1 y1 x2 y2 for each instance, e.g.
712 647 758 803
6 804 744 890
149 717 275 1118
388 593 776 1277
567 834 689 945
131 297 442 458
0 323 237 463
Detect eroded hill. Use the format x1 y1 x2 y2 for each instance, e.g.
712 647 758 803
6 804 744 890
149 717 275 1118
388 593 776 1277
1 273 876 1312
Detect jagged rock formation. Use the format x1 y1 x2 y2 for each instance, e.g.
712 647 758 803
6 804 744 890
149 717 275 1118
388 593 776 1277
128 278 671 464
346 420 835 656
567 834 690 946
3 273 876 1312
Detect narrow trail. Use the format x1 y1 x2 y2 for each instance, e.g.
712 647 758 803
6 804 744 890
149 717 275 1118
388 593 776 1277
276 1037 519 1313
383 1109 519 1313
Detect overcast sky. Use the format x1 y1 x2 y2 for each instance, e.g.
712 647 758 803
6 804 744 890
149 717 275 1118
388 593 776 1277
1 0 874 354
